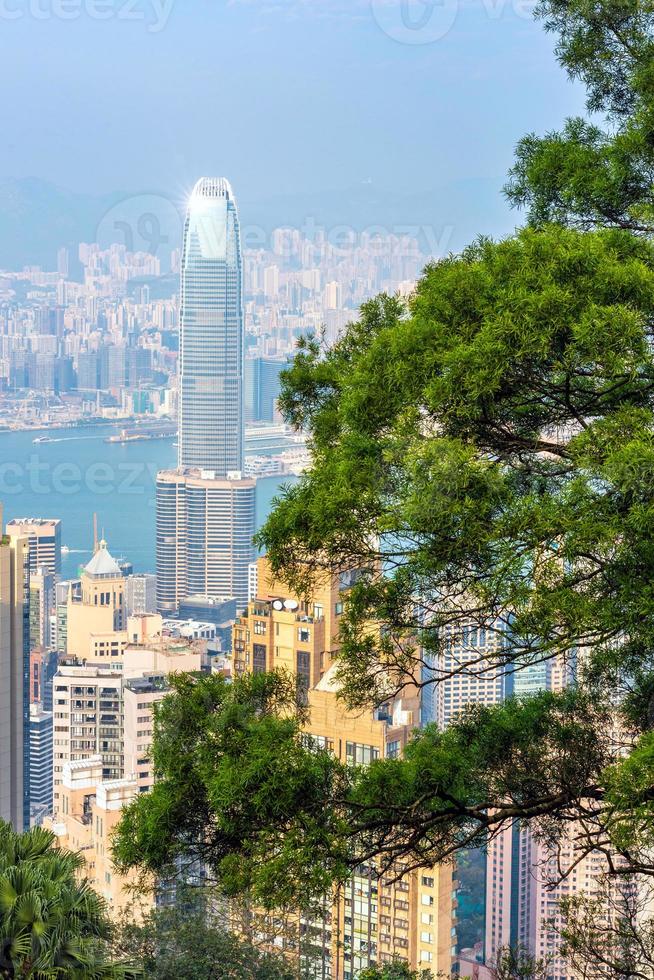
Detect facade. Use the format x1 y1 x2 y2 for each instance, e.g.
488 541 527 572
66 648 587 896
178 177 244 475
125 573 157 616
52 629 207 816
54 580 71 653
29 565 56 651
156 468 255 613
29 648 59 709
29 703 53 825
428 622 508 730
49 637 209 916
244 355 285 422
6 518 62 576
52 665 123 815
482 653 614 980
0 507 30 829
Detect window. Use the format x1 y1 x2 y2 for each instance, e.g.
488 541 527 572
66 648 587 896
346 742 380 766
335 601 344 615
298 627 310 643
421 875 435 888
254 619 266 635
387 739 400 759
297 651 311 695
252 643 267 674
301 733 334 753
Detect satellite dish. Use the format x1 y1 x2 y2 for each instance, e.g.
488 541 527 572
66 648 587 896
284 599 299 611
271 599 284 611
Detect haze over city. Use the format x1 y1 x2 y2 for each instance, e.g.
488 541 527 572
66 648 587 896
0 0 585 263
1 3 649 980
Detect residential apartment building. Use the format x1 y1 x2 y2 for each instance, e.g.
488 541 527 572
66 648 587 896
233 557 454 978
49 757 149 919
6 518 62 576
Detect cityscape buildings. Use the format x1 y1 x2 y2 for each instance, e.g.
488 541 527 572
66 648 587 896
0 182 619 978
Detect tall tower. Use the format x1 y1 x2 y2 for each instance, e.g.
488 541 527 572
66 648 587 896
156 178 255 613
0 503 30 830
178 177 244 475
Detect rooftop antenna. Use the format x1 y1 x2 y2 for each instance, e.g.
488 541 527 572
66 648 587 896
93 514 98 553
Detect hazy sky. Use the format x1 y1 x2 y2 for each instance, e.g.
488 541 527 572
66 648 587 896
0 0 585 204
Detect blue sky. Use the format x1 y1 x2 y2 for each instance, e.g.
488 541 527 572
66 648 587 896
0 0 585 231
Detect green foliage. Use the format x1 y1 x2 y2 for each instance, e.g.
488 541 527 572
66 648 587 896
113 891 295 979
260 225 654 712
0 820 137 978
112 671 351 909
357 964 434 980
490 945 548 980
557 884 654 978
113 667 617 905
506 1 654 233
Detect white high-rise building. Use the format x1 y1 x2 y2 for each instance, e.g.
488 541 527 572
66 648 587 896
156 178 255 614
178 177 244 475
156 469 255 612
125 573 157 616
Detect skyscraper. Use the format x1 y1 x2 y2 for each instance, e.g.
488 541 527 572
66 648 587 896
178 177 244 475
6 518 62 577
0 504 30 829
156 178 255 613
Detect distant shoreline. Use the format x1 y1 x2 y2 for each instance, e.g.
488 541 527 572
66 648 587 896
0 417 172 436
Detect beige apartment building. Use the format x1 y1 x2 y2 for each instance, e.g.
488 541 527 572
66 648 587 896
50 654 205 913
49 757 151 919
233 557 454 978
52 612 208 815
52 665 124 815
0 504 29 829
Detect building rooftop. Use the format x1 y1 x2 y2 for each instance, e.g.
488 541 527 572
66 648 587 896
84 539 122 578
6 517 61 528
191 176 233 202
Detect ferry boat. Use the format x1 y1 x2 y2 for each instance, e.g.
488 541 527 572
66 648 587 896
104 430 142 444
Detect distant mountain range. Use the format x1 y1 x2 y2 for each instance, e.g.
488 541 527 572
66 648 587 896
0 176 518 272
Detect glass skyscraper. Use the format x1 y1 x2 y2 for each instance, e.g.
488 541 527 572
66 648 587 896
178 177 243 476
156 178 255 613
